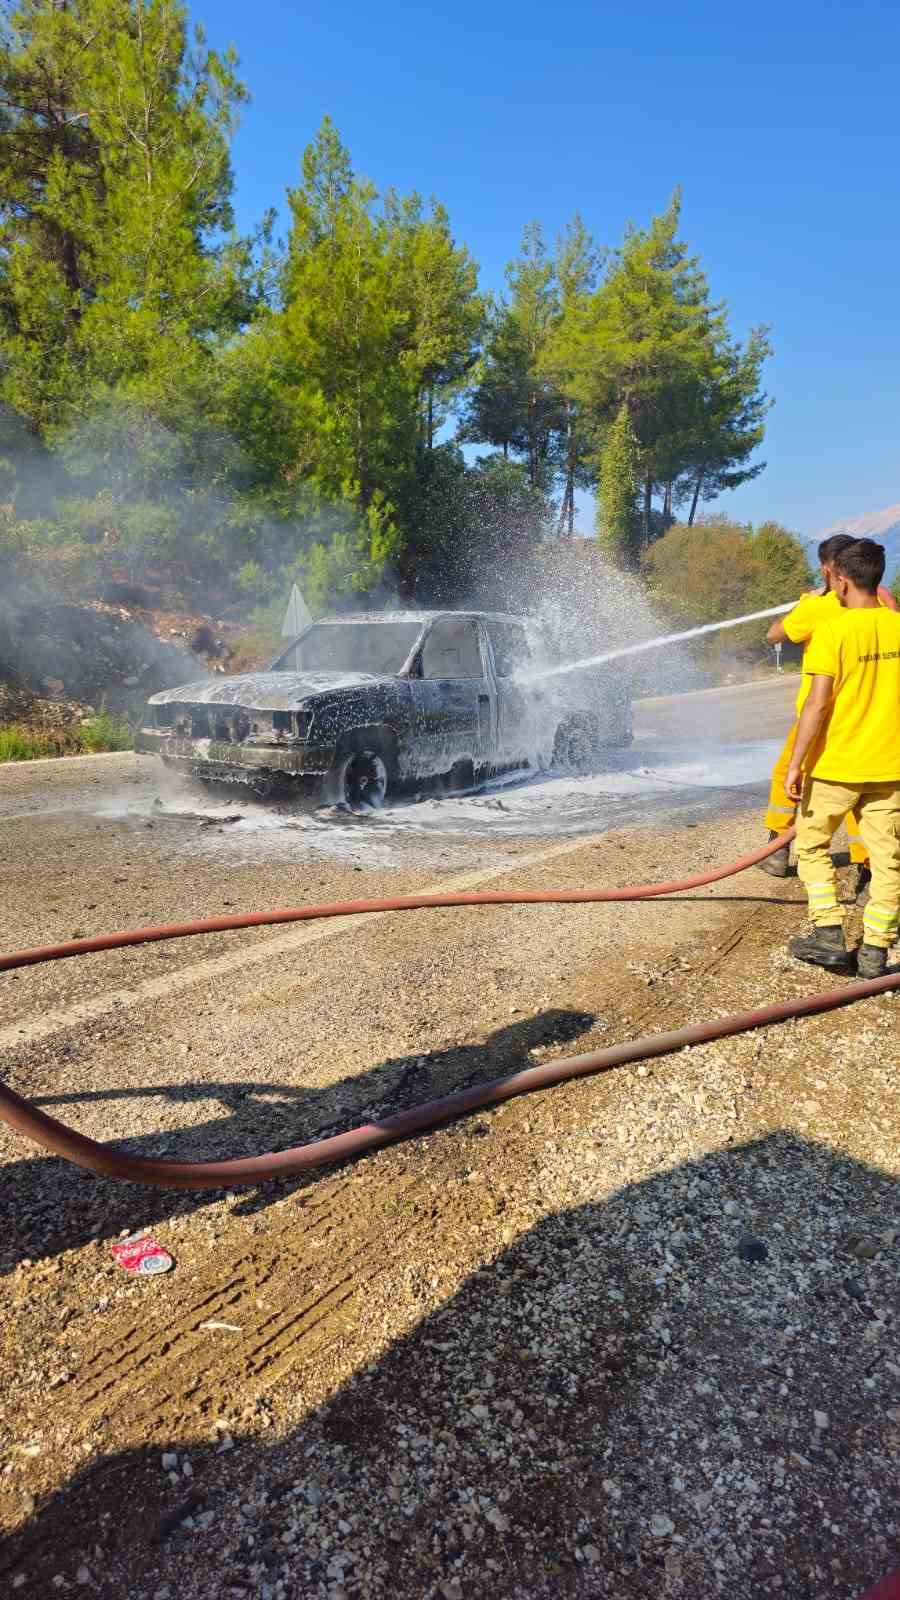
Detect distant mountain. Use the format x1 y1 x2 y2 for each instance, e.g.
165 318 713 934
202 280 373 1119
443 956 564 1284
807 504 900 580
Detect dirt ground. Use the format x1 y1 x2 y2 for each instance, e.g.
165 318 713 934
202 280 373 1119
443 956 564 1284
0 736 898 1599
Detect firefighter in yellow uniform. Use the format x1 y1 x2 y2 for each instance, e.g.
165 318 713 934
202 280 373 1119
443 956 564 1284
785 537 900 977
761 532 897 890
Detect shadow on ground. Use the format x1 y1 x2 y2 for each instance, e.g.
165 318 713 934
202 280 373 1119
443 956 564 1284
2 1131 897 1599
0 1008 595 1274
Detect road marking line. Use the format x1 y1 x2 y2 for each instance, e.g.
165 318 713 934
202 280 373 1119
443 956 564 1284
0 830 625 1051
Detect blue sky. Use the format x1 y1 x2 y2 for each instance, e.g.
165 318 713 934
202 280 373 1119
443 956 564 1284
197 0 900 536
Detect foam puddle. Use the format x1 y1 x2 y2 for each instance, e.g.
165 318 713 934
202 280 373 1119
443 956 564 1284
89 737 782 863
370 740 782 836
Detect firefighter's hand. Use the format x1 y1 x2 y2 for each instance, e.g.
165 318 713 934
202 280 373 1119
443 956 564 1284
785 763 804 803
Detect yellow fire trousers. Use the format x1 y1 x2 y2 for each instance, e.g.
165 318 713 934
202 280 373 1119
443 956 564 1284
765 726 869 866
796 779 900 948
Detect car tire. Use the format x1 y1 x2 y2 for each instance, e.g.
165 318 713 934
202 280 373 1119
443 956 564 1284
603 699 634 749
447 757 475 792
324 744 394 810
553 714 599 774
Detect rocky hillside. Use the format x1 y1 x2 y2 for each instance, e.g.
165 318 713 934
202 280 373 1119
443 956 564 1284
0 597 253 730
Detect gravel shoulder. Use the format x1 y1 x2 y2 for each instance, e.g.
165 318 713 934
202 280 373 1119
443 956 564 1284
0 736 898 1600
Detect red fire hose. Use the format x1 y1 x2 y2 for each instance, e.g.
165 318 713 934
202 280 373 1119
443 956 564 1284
4 825 899 1599
2 822 899 1191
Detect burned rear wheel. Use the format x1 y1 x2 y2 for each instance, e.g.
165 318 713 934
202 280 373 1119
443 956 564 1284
553 714 598 773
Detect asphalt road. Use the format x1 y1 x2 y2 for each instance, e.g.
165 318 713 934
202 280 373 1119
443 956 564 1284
0 674 799 877
636 672 797 742
2 670 898 1600
0 671 798 1085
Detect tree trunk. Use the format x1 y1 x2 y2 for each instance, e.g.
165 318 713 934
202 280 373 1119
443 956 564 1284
427 385 434 449
557 477 573 537
688 470 704 526
59 229 82 297
642 475 652 547
566 402 575 534
354 251 367 506
57 118 84 305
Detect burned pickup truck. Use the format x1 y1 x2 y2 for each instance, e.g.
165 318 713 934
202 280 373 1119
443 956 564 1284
136 611 632 807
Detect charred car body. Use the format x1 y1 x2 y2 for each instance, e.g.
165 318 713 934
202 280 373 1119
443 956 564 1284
137 611 632 807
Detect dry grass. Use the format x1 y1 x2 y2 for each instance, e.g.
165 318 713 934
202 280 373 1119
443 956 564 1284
0 711 133 762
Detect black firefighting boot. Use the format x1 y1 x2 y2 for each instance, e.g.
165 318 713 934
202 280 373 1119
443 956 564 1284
758 830 791 878
788 924 855 974
856 942 888 980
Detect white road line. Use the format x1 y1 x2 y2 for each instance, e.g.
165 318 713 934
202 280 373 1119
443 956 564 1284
0 830 625 1051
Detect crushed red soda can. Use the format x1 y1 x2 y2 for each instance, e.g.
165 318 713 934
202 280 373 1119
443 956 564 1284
110 1232 174 1275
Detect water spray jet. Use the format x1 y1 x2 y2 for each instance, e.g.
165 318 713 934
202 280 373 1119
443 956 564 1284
526 601 794 681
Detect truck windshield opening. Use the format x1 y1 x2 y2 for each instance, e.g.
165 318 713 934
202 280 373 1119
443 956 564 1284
275 621 422 676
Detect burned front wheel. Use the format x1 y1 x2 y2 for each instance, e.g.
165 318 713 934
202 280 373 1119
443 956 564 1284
324 747 392 810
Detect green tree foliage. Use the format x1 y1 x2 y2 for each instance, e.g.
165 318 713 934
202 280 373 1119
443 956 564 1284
547 194 770 556
279 118 410 519
0 0 253 429
546 216 600 533
387 192 483 448
646 516 812 663
0 0 273 587
745 520 814 608
232 118 484 596
394 446 546 603
460 218 602 535
596 403 641 567
460 224 565 497
0 5 776 619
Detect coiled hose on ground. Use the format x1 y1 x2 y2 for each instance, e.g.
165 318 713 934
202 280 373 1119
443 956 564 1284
2 822 898 1191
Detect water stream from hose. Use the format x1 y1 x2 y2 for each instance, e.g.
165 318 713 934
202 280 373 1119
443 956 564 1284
525 601 794 680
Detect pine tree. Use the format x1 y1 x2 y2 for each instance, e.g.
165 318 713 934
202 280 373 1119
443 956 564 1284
596 403 641 567
280 117 411 517
386 193 483 448
676 327 772 524
0 0 251 432
544 215 599 533
550 194 769 543
460 224 564 494
276 118 486 595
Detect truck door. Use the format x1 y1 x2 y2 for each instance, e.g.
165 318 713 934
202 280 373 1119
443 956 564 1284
483 619 534 764
411 617 496 774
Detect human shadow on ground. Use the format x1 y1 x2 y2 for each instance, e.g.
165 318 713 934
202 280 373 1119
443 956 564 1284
2 1130 897 1599
0 1007 594 1275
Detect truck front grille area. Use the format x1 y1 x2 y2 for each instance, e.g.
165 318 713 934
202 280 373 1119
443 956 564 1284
153 704 313 742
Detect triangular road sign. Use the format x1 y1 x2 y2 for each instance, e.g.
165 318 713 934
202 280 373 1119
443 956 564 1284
282 582 313 638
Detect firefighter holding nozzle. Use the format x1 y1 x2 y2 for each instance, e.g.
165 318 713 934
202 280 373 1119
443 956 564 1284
764 538 900 976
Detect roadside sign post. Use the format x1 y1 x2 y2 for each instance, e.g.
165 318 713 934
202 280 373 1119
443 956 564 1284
282 583 313 638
